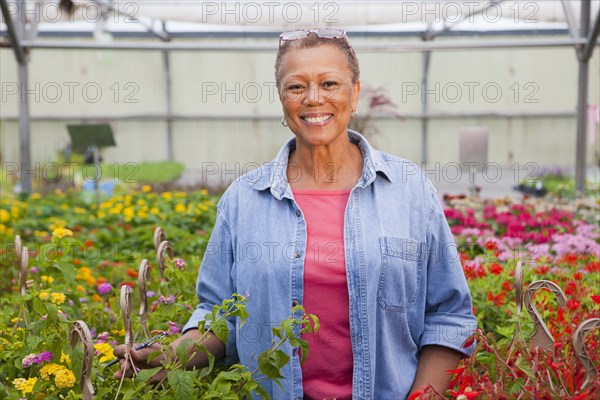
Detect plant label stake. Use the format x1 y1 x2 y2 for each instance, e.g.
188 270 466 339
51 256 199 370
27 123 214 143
138 259 151 338
508 261 524 357
573 318 600 388
523 280 566 352
70 320 95 400
120 285 134 364
19 247 28 297
153 227 166 251
15 235 22 265
156 240 173 281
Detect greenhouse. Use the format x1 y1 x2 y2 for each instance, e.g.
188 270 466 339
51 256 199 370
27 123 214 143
1 1 599 399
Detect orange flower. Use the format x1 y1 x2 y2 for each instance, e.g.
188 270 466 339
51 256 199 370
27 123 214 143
126 268 139 278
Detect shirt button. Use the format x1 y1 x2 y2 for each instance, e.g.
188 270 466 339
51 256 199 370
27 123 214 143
292 299 299 307
294 251 301 258
296 209 301 217
292 348 298 356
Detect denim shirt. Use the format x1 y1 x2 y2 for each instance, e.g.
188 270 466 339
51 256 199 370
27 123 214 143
183 130 477 400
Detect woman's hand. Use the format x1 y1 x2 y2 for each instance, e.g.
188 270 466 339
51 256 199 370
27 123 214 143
112 329 226 382
112 342 169 382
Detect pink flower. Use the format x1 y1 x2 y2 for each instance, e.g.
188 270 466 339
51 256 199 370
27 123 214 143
36 351 54 363
97 282 113 295
174 258 186 269
22 354 38 368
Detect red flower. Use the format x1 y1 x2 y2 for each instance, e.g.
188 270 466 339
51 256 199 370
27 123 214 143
484 240 498 251
534 265 550 275
407 390 422 400
119 281 135 289
566 299 581 311
501 280 513 291
488 263 503 275
462 336 476 349
591 295 600 304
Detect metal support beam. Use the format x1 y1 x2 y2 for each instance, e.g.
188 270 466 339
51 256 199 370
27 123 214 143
582 7 600 60
421 50 431 165
575 1 591 194
18 37 595 52
2 0 32 195
561 0 580 38
162 23 174 162
0 0 26 64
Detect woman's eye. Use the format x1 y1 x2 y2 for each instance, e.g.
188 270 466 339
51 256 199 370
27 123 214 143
286 84 304 91
322 81 339 89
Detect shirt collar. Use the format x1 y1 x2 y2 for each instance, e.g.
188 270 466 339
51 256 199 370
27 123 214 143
248 129 393 200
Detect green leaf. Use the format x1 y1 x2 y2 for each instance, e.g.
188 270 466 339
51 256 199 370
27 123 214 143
495 325 515 338
254 384 272 400
298 339 309 364
209 318 229 344
309 313 320 333
176 338 194 368
135 366 162 383
194 344 215 374
257 351 284 380
167 369 194 399
508 378 524 395
271 350 290 369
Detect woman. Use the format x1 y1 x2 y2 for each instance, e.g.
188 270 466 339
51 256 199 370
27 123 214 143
115 29 477 399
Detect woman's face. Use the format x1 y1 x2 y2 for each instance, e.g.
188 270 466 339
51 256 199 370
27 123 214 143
278 44 360 148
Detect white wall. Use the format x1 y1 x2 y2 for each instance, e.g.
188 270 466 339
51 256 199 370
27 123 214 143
1 35 598 170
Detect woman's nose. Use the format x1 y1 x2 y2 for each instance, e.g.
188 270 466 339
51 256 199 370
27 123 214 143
303 83 324 105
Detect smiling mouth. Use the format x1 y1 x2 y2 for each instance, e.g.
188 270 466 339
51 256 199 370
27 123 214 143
301 114 333 123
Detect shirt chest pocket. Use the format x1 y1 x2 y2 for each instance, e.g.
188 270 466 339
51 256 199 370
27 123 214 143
377 236 426 312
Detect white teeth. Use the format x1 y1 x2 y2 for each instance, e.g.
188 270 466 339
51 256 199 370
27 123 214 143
304 115 332 123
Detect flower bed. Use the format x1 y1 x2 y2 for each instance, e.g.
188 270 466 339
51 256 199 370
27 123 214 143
1 189 598 399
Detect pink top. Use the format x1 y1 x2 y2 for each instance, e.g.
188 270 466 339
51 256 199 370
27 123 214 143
293 189 353 400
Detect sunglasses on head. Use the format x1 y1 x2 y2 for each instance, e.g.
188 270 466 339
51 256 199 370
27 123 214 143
279 28 347 47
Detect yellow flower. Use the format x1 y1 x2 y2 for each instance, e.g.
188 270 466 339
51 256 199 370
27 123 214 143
97 211 106 218
150 207 160 215
30 193 41 200
76 285 85 292
161 192 172 200
12 377 37 394
52 227 73 239
200 189 208 195
94 342 116 363
54 368 76 388
123 206 134 221
40 363 63 380
50 292 66 305
0 209 9 222
111 328 126 337
174 203 186 213
41 275 54 284
142 185 152 193
39 291 50 300
137 211 149 219
48 220 67 231
60 353 71 365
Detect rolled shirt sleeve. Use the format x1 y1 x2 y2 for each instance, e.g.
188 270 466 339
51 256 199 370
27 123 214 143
419 184 478 356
